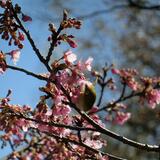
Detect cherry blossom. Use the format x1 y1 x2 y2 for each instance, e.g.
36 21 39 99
77 57 93 72
84 138 104 149
9 49 21 64
63 50 77 64
114 112 131 125
18 32 25 41
66 38 78 48
145 89 160 109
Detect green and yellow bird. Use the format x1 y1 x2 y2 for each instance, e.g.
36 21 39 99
76 81 96 111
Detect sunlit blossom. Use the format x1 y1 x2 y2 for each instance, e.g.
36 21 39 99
10 49 21 64
64 50 77 64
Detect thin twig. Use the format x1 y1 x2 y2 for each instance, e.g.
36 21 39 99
76 4 128 20
95 91 141 114
8 139 15 152
7 65 48 81
97 69 107 107
46 26 63 63
74 2 160 21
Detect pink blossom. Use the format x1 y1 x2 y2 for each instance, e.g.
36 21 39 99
54 93 64 105
77 57 93 72
100 156 109 160
66 38 78 48
114 112 131 125
13 138 21 145
52 105 71 116
84 139 103 149
64 50 77 64
127 78 139 91
0 0 7 6
18 32 25 41
88 106 99 113
105 115 112 122
98 154 109 160
85 57 93 71
15 119 30 132
145 89 160 109
111 68 120 74
37 124 50 132
22 14 32 22
10 49 20 64
22 105 31 112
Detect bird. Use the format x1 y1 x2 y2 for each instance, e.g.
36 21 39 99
76 81 96 111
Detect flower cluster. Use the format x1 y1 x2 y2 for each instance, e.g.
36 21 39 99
48 11 81 48
0 1 31 49
44 50 95 111
0 48 107 159
104 103 131 125
112 68 139 91
61 17 82 30
57 34 78 48
112 68 160 109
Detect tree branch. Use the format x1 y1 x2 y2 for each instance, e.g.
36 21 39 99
75 1 160 21
14 112 98 132
76 4 129 20
128 0 160 10
11 5 52 72
7 65 48 81
80 111 160 152
42 131 127 160
46 25 63 63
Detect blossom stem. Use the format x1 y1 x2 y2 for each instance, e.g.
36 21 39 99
7 65 48 81
46 25 63 63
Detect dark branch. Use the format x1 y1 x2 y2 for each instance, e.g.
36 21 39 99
8 139 15 152
128 0 160 10
76 4 129 20
80 111 160 153
14 112 98 132
43 131 127 160
7 65 48 81
75 2 160 21
11 5 52 72
46 26 63 63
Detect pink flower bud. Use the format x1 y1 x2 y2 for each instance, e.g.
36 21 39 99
18 32 25 41
22 14 32 22
66 38 78 48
